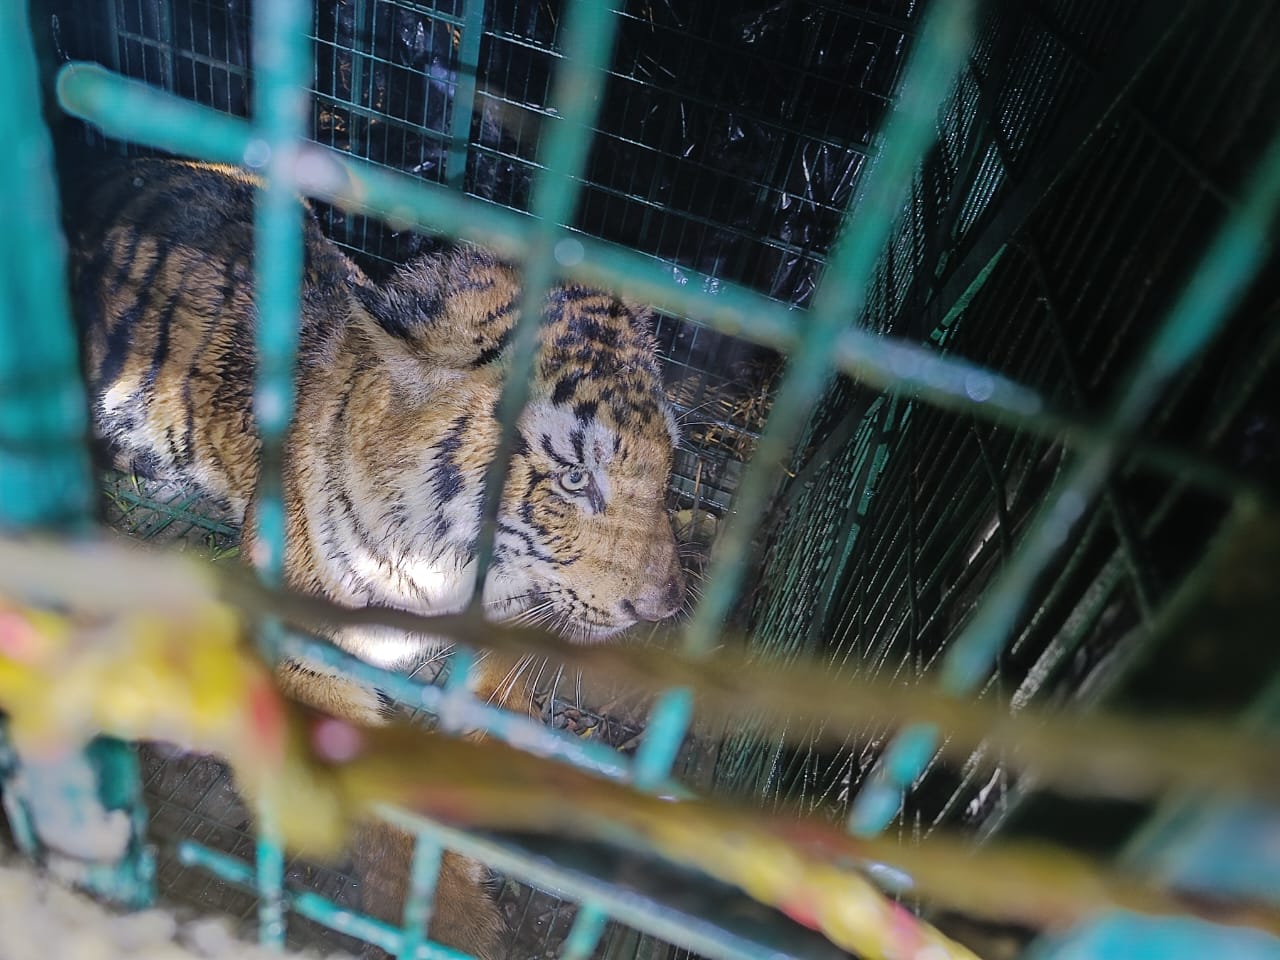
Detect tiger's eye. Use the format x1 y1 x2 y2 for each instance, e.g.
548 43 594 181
560 468 589 492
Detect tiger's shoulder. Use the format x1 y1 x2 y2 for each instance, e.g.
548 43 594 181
67 157 368 510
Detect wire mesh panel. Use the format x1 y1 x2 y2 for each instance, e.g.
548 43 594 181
4 0 1278 958
34 0 931 956
47 0 912 587
731 0 1280 855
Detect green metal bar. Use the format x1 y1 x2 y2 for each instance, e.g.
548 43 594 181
177 842 473 960
277 632 689 797
53 61 1274 511
56 63 250 165
635 0 976 785
631 687 693 788
850 119 1280 836
446 0 486 190
0 0 155 912
468 0 623 599
375 812 816 960
249 0 312 946
251 0 309 591
0 14 93 531
397 832 445 960
563 903 610 960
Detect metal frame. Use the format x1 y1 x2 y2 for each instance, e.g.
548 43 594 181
1 0 1278 958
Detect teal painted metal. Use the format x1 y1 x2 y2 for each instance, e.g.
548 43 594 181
178 841 474 960
849 122 1280 837
56 63 250 166
374 811 818 960
55 66 1084 460
632 687 694 789
276 631 674 786
249 0 313 945
398 833 446 960
0 0 152 912
1120 676 1280 907
1027 914 1280 960
0 727 155 909
563 903 610 960
469 0 623 597
250 0 310 591
0 3 93 530
635 0 977 794
445 0 486 191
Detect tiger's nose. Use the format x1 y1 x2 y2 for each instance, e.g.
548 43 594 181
628 551 686 622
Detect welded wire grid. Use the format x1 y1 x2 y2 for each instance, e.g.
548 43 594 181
729 0 1280 855
46 0 913 526
14 0 1280 957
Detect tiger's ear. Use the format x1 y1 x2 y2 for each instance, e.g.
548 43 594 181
356 251 523 371
350 280 392 328
350 274 444 346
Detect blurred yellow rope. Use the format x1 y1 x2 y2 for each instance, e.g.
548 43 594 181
1 531 1276 806
2 532 1279 958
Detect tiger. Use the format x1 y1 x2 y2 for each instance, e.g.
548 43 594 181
64 157 686 959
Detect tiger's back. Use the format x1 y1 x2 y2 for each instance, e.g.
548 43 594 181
67 158 364 513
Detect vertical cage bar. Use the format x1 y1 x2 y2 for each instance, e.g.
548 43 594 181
396 832 445 960
468 0 622 596
0 0 153 910
250 0 309 593
446 0 486 191
563 902 610 960
151 0 176 93
636 0 977 786
850 121 1280 836
250 0 312 946
0 0 94 531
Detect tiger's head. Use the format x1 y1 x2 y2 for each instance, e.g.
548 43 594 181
352 249 686 642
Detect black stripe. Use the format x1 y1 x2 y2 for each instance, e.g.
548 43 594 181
477 292 520 331
539 433 572 467
551 370 584 406
332 482 383 561
472 332 509 367
141 286 181 394
495 520 556 562
94 269 158 397
182 250 246 465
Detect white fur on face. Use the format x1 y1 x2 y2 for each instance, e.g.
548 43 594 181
519 400 619 506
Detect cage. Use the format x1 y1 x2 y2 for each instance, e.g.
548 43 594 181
1 0 1278 959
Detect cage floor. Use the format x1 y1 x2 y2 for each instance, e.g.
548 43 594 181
0 851 351 960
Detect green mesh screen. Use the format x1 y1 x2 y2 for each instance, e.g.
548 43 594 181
26 0 1280 957
39 0 925 955
730 0 1280 855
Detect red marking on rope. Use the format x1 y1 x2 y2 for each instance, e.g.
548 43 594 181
247 674 287 760
311 716 364 762
779 893 821 931
0 611 39 661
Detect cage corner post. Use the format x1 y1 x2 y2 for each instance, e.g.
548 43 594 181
0 0 154 911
